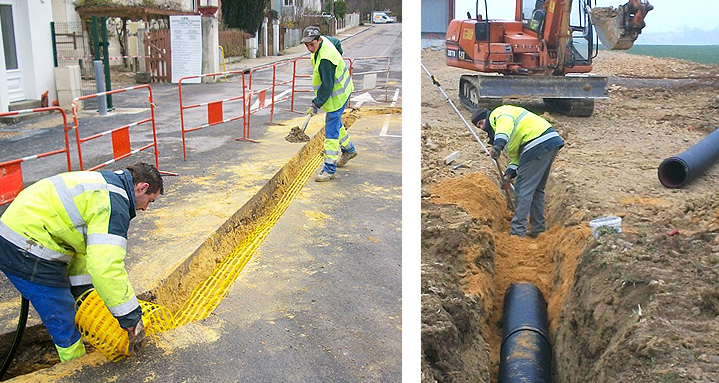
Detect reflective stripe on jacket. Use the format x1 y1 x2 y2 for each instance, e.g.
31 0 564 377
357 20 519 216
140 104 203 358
0 170 140 318
489 105 564 169
311 36 354 112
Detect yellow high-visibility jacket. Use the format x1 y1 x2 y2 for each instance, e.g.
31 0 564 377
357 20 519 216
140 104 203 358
489 105 564 172
0 169 141 326
311 36 354 112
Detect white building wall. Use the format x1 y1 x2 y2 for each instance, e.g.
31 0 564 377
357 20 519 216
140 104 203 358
51 0 81 23
22 1 56 104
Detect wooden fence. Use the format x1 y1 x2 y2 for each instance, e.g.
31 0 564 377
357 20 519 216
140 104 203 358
219 29 249 58
145 29 171 83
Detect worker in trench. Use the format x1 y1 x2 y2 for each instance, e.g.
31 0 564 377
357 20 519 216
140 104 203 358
472 106 564 238
0 162 163 361
301 25 358 182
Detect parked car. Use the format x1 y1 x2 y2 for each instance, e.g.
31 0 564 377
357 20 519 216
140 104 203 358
321 12 334 18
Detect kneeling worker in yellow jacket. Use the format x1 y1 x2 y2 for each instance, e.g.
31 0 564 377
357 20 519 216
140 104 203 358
0 162 163 361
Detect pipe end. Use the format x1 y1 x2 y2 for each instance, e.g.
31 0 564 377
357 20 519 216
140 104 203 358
658 157 689 188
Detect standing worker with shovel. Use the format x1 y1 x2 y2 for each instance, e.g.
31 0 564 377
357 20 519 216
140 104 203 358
472 106 564 239
301 26 358 182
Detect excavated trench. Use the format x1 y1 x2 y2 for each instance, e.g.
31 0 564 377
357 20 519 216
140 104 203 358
0 107 401 380
421 170 591 383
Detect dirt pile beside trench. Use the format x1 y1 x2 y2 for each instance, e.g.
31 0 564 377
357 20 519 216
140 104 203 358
421 47 719 383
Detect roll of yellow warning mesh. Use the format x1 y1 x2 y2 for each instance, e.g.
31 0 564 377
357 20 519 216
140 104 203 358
74 289 132 361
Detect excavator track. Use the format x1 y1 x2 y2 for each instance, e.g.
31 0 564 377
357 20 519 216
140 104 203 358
458 76 502 112
458 74 601 117
543 98 595 117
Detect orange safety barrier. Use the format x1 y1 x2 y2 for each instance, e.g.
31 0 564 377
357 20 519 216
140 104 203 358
245 60 294 136
0 107 73 205
178 70 248 160
289 56 353 114
72 85 177 176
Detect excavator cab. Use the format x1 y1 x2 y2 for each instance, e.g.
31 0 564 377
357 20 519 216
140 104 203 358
520 0 595 69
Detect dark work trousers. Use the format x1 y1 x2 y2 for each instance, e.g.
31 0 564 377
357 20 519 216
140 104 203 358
510 147 560 236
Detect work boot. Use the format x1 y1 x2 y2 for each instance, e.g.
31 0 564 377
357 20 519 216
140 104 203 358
315 170 336 182
527 232 541 239
337 151 357 167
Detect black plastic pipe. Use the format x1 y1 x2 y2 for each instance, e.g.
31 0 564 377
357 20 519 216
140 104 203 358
0 297 29 379
658 128 719 188
498 283 552 383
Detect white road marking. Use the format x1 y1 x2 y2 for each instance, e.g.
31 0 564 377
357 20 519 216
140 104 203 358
390 88 400 107
379 114 401 138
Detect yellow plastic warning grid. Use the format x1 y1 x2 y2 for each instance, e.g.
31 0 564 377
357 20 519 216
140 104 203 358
75 289 133 361
175 154 323 326
76 154 323 361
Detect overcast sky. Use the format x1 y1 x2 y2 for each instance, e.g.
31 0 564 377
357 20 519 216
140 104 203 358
453 0 719 44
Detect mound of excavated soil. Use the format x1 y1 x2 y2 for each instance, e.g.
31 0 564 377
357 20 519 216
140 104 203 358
285 126 310 143
421 48 719 383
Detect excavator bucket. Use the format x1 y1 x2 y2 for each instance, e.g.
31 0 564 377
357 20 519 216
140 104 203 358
590 7 636 50
590 2 652 50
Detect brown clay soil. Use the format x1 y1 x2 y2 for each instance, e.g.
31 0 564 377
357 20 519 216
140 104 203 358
421 48 719 383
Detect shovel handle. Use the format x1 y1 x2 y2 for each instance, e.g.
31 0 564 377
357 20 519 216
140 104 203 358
300 113 312 133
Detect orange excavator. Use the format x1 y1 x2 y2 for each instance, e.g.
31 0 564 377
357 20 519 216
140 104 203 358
446 0 652 116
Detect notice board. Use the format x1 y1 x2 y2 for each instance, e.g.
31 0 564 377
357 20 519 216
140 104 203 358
170 15 202 83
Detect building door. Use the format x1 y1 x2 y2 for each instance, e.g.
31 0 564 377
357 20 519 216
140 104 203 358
1 3 25 102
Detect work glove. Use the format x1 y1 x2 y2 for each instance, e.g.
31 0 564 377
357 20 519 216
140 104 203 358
306 102 320 115
491 144 503 160
124 319 146 356
501 168 517 190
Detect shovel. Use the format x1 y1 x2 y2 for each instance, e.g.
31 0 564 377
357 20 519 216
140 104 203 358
421 62 515 211
285 113 312 143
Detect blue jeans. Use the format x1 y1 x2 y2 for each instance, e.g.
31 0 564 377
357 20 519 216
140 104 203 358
3 272 81 348
323 98 356 174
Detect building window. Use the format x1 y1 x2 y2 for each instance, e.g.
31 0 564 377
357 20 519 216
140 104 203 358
284 0 294 6
0 5 18 70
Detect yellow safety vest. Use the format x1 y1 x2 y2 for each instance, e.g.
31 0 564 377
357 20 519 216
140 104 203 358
489 105 554 166
311 36 354 112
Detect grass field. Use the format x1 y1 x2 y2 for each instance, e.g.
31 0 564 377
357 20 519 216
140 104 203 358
622 45 719 65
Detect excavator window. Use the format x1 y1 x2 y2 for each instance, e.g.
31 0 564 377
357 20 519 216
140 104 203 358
475 21 489 41
567 0 594 66
528 9 546 34
523 0 545 35
520 1 535 25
